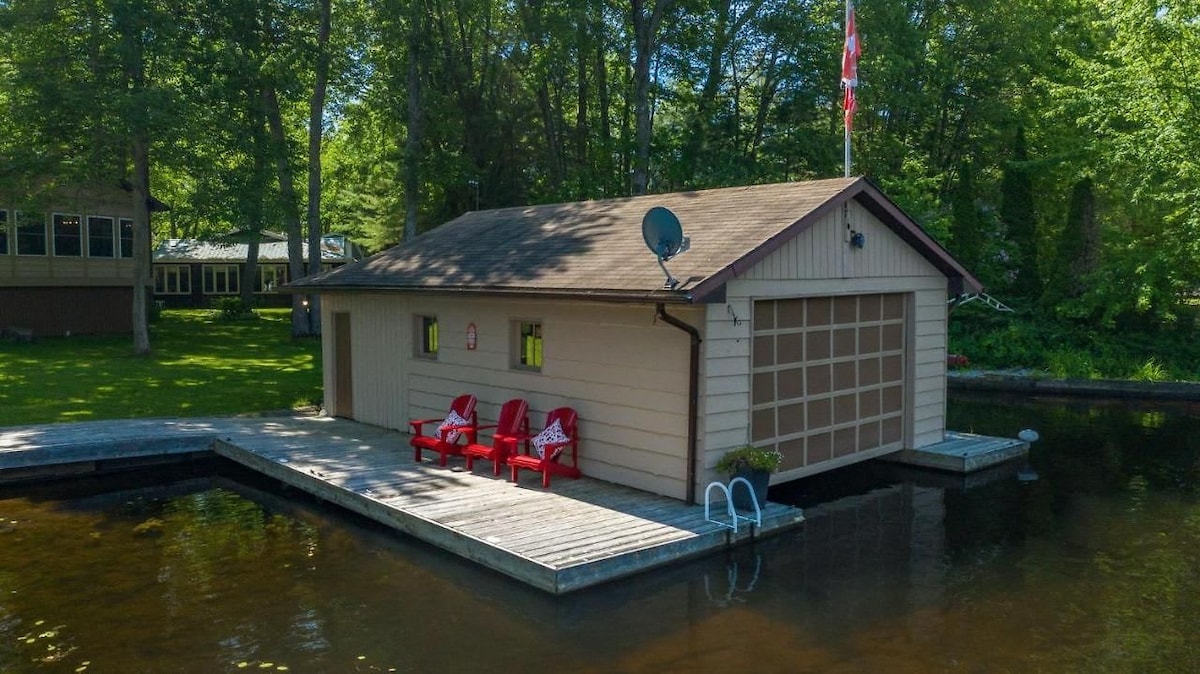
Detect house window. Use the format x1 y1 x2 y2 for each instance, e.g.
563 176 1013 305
415 315 438 358
118 218 133 258
87 216 116 258
15 211 46 256
0 210 8 255
202 264 240 294
513 320 543 371
256 264 288 292
154 265 191 294
52 213 83 257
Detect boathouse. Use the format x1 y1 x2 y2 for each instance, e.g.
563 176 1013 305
286 177 982 503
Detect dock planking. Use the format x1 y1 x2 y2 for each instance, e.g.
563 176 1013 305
0 415 802 593
881 430 1029 473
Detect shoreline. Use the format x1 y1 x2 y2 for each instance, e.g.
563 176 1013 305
948 371 1200 402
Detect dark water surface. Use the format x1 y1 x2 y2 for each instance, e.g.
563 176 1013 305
1 394 1198 673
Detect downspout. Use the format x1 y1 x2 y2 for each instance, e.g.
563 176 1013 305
655 303 701 504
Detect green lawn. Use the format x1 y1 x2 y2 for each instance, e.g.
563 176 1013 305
0 309 323 427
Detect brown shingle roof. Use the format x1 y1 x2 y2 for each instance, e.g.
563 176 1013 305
286 177 981 302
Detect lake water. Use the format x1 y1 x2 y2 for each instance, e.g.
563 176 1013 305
1 393 1197 673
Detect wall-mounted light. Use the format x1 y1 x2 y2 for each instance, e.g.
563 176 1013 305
850 231 866 249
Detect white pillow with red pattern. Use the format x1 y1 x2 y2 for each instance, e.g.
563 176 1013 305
531 419 570 459
438 410 470 443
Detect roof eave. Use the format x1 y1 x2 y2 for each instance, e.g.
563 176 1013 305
277 283 694 305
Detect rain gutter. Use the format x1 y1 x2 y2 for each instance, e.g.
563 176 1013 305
655 303 701 505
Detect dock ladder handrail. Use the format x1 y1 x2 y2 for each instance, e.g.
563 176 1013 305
704 477 762 533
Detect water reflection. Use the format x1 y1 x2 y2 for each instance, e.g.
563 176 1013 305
0 394 1197 673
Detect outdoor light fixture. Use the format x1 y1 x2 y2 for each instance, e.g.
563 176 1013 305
850 231 866 248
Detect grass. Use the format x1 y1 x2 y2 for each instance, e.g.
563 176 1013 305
0 309 323 427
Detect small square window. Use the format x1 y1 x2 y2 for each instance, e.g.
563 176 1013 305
513 320 543 371
415 315 438 358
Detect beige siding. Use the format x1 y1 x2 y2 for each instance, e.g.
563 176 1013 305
702 200 953 488
910 287 948 448
0 256 134 286
743 200 939 282
319 294 411 429
1 190 141 288
318 292 701 500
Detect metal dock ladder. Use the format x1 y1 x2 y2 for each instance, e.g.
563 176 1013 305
704 477 762 533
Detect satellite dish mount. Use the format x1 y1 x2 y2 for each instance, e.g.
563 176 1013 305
642 206 690 290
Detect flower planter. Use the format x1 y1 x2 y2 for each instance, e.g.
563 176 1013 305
730 467 770 511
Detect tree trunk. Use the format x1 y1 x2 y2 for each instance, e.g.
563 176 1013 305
263 84 308 338
679 0 731 186
306 0 332 334
130 132 152 356
240 239 260 306
574 10 590 196
240 115 268 308
594 10 612 194
404 5 424 242
119 1 152 356
630 1 654 195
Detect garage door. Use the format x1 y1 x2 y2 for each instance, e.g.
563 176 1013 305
751 294 906 472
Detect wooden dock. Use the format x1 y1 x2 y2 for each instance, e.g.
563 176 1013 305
0 415 803 594
880 430 1029 473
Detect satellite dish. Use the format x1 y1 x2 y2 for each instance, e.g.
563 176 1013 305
642 207 690 261
642 207 690 289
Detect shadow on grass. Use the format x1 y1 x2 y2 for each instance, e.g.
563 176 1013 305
0 309 323 426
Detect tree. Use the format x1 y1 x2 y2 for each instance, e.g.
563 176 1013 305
0 0 181 355
1044 176 1098 306
1000 126 1037 298
950 160 984 279
1049 0 1200 325
304 0 332 334
629 0 674 195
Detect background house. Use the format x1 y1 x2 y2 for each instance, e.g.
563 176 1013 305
0 184 165 336
287 177 982 502
152 231 363 308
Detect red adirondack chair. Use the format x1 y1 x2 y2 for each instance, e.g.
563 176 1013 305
463 398 530 476
508 407 582 488
410 394 478 466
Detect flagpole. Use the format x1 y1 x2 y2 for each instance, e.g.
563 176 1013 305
844 116 851 178
844 0 852 178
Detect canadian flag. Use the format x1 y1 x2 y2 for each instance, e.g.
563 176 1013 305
842 4 860 131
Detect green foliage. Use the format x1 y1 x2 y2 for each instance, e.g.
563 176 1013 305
0 309 322 426
211 297 258 321
1 0 1197 353
1044 349 1099 380
949 307 1200 382
1000 127 1038 298
715 445 784 474
1129 357 1169 383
